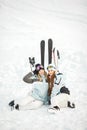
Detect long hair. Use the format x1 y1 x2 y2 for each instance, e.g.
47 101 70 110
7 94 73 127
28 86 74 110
38 71 47 82
47 72 55 96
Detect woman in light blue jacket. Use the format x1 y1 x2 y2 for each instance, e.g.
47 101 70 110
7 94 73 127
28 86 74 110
9 64 48 110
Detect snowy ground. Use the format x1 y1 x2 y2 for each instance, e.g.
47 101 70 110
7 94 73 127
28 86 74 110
0 0 87 130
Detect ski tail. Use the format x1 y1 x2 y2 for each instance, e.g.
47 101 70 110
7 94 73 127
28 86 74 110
40 40 45 67
48 38 53 64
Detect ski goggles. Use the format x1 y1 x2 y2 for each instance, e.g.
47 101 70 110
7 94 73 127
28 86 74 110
36 65 44 71
47 65 56 71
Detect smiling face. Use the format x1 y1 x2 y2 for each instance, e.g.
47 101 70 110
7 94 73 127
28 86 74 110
48 70 55 78
38 69 45 76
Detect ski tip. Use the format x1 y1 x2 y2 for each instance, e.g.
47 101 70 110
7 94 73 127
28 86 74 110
41 40 45 44
53 47 55 52
48 38 53 43
57 50 60 59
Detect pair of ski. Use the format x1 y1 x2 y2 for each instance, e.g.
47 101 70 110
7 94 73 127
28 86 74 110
29 38 60 71
40 39 53 67
40 38 60 69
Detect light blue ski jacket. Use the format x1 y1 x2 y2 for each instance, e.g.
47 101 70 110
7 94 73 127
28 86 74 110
31 77 48 103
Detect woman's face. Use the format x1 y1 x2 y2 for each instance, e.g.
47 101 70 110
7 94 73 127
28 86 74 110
48 70 55 76
38 69 45 76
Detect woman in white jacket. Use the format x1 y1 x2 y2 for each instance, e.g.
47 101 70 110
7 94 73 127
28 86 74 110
47 64 75 113
9 64 48 110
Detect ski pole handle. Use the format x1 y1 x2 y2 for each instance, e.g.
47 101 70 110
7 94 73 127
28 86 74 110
29 57 35 72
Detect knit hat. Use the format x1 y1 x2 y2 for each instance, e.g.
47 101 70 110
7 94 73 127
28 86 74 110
33 64 44 75
47 64 56 71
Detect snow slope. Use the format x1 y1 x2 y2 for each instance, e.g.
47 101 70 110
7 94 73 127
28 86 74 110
0 0 87 130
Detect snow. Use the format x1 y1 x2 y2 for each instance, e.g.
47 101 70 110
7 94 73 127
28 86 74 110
0 0 87 130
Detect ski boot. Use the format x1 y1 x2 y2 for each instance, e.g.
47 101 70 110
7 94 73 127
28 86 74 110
8 100 15 111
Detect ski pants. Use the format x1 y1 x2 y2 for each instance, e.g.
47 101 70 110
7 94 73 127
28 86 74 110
15 95 43 110
51 93 71 108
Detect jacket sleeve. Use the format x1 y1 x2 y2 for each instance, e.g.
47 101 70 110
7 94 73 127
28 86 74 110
23 72 38 84
55 73 64 85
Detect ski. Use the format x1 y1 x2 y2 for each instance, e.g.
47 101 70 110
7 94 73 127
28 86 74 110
48 38 53 64
40 40 45 67
52 48 60 69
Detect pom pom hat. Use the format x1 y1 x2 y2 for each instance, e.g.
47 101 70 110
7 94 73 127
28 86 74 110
33 64 44 75
47 64 56 71
35 64 44 71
